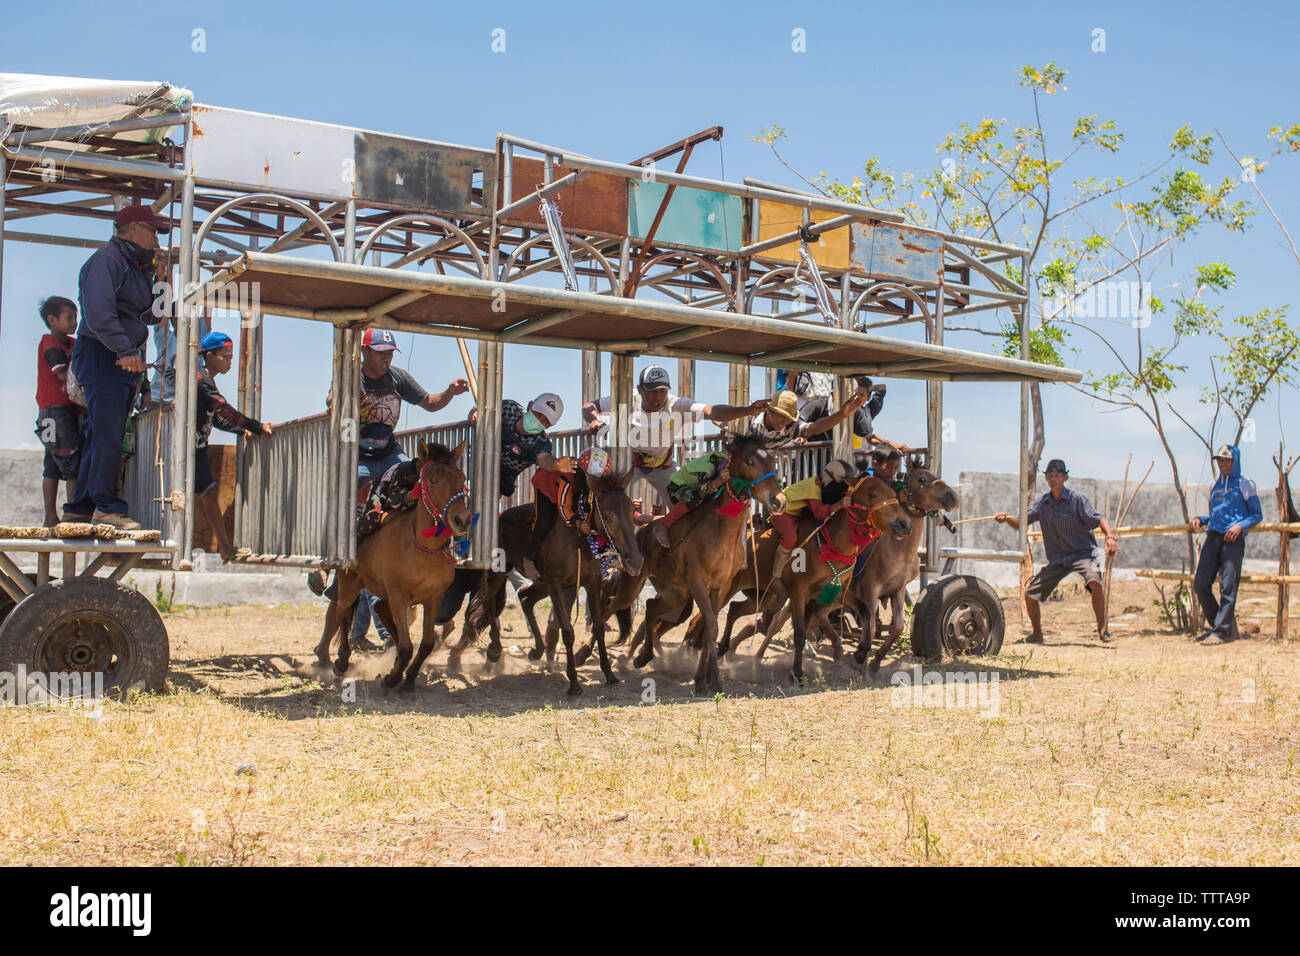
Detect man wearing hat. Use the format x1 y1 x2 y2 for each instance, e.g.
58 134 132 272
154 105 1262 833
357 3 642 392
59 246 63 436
1191 444 1262 645
995 458 1119 643
62 204 170 530
749 384 871 450
580 365 766 510
469 391 575 503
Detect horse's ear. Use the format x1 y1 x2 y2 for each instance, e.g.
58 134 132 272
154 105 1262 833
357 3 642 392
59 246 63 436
451 439 468 464
417 439 431 463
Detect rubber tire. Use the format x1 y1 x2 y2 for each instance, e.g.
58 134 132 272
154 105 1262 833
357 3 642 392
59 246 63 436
0 578 169 700
911 574 1005 661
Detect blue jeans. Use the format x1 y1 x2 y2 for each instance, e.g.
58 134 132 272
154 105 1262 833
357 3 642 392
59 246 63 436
66 336 140 516
355 446 409 642
1194 531 1245 637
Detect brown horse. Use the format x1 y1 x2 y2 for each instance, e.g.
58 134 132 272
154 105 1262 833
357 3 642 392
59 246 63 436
314 440 473 690
631 434 785 695
742 474 913 683
848 457 959 673
455 469 644 695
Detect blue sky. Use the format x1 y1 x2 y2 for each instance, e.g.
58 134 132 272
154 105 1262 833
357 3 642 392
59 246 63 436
3 0 1297 488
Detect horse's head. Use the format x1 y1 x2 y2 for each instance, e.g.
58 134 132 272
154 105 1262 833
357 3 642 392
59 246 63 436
725 433 785 514
417 438 472 535
588 469 644 577
849 473 912 539
903 458 959 513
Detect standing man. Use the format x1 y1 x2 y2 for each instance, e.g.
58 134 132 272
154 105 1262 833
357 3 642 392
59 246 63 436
581 365 767 511
995 458 1119 644
63 205 169 530
1192 444 1262 645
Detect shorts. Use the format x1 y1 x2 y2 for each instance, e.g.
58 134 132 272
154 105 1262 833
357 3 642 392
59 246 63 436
1025 554 1102 602
194 446 216 496
36 405 83 481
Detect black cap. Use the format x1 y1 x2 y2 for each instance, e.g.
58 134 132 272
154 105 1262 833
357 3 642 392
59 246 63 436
1044 458 1068 475
638 365 671 390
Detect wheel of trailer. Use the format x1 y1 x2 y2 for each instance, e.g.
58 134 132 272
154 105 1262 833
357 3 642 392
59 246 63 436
0 578 169 700
911 574 1004 661
0 591 14 632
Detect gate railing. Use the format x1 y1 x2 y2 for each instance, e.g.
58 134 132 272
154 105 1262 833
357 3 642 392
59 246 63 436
122 405 172 535
235 411 333 562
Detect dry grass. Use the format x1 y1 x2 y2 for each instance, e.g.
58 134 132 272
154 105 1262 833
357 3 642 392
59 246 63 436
1 580 1296 866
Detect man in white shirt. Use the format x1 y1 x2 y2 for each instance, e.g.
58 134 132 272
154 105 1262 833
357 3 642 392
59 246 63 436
582 364 767 509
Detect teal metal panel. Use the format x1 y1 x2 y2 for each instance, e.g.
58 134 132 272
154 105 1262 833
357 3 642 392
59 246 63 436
850 224 942 283
627 180 743 253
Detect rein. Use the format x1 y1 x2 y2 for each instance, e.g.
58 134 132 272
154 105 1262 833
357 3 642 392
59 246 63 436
712 453 778 517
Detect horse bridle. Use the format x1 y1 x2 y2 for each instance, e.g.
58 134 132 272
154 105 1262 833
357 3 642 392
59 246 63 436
413 458 469 557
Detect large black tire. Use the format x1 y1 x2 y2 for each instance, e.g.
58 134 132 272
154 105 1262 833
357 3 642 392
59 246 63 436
0 578 169 700
911 574 1004 661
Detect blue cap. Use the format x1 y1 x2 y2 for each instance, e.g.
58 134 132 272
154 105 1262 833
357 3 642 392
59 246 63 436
200 331 233 353
362 328 400 352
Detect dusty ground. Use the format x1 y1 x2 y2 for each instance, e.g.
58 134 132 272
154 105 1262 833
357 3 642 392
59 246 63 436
0 579 1296 866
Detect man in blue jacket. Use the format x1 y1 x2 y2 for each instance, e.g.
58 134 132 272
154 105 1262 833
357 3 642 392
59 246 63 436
63 204 168 530
1191 444 1263 645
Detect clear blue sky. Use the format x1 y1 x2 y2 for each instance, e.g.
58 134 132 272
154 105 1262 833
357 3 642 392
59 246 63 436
3 0 1297 488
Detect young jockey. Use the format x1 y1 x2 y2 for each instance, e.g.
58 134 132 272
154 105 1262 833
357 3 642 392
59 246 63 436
766 459 857 577
748 386 870 450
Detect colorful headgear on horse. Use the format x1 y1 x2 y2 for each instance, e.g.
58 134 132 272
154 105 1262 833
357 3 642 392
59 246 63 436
579 446 611 478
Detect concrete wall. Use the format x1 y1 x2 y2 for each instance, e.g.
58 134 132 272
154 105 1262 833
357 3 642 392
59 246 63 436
950 470 1297 586
0 449 46 527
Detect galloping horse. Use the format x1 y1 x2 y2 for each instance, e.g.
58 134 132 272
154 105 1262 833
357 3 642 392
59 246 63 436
314 440 473 690
456 468 643 695
849 456 959 672
632 434 785 695
743 474 912 683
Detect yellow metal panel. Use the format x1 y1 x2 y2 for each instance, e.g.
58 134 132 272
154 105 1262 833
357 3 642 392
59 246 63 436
754 200 852 270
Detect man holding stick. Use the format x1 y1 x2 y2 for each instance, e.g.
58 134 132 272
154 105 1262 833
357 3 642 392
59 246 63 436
995 458 1119 644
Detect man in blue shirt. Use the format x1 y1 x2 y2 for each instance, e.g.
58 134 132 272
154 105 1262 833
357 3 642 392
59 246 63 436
996 458 1119 643
1191 444 1262 645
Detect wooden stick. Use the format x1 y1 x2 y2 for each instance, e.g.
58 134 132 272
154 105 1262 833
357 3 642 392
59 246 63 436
456 337 478 402
1136 569 1300 585
948 514 1002 525
1104 457 1133 630
1031 521 1300 538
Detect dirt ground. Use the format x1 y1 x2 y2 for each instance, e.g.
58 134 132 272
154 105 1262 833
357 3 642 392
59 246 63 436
0 578 1296 866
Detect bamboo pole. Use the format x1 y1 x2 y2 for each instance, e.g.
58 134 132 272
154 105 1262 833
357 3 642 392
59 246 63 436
1030 521 1300 539
1136 569 1300 586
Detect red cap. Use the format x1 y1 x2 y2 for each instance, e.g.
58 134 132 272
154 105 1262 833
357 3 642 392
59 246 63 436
115 204 170 232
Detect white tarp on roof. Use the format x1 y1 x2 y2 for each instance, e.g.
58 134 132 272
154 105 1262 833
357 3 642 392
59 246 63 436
0 73 191 144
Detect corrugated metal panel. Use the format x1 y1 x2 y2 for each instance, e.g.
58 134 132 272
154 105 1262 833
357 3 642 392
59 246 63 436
627 180 743 253
753 199 852 269
122 406 171 534
499 157 626 237
850 223 943 283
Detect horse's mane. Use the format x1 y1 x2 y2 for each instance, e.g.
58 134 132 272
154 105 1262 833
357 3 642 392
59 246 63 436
725 431 766 455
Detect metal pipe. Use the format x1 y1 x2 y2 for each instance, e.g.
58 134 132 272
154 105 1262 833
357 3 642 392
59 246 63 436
0 153 5 349
738 213 856 258
494 170 585 221
4 111 189 146
1018 252 1032 567
344 201 359 565
1 145 184 183
169 171 196 570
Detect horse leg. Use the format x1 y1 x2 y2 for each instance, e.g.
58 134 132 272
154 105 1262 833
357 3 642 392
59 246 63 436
547 580 583 696
687 577 723 696
814 605 845 660
612 607 634 646
401 600 441 691
585 583 620 686
517 582 547 660
634 590 685 669
315 596 344 668
789 589 810 685
853 589 880 670
752 590 792 661
381 593 414 689
329 573 363 675
869 591 907 673
719 593 757 657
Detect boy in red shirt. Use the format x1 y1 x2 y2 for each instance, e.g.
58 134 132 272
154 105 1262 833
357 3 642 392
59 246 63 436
34 296 84 527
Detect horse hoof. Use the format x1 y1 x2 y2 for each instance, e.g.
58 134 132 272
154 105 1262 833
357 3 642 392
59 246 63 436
381 674 401 690
399 680 416 693
604 673 621 687
567 684 584 697
573 645 592 667
486 644 502 664
867 660 881 674
790 671 805 687
633 651 652 669
332 659 348 677
527 647 544 661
